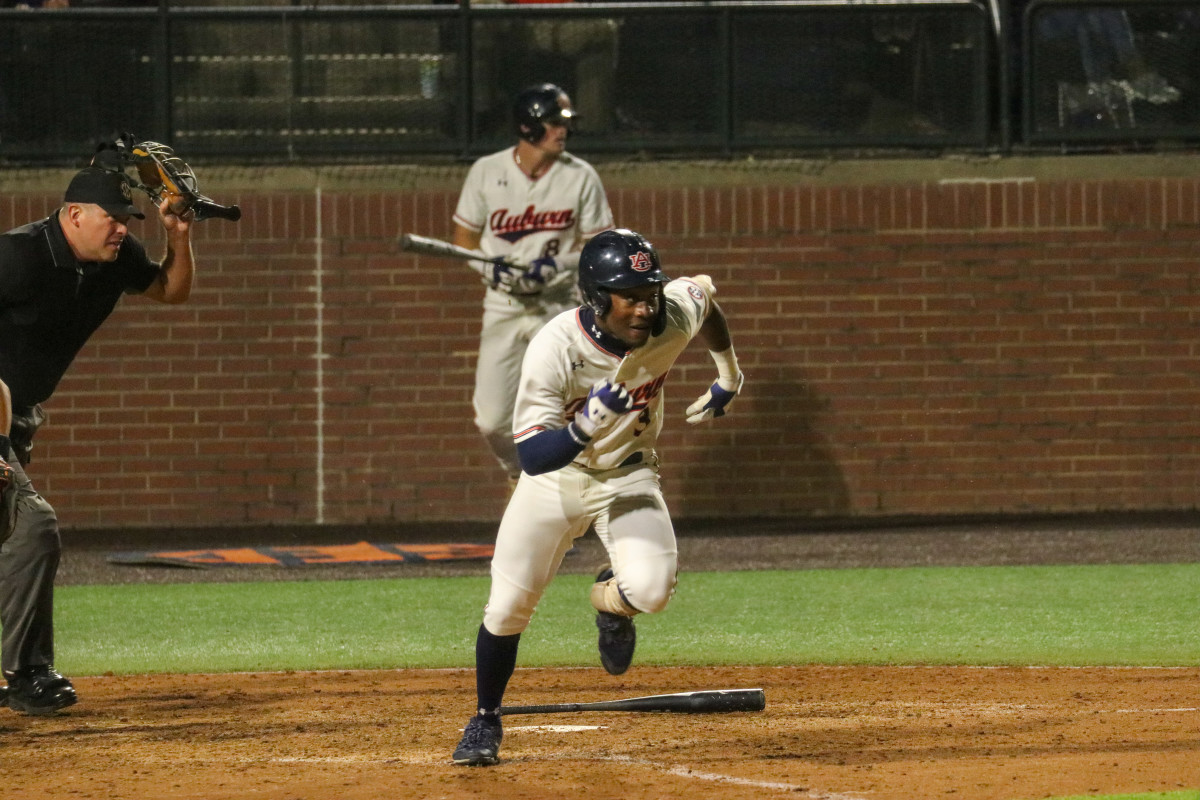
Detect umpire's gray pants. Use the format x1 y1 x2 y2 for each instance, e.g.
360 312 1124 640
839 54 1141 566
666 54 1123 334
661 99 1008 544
0 445 61 676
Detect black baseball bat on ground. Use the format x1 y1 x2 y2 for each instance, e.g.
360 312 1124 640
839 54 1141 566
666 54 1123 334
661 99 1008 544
500 688 765 715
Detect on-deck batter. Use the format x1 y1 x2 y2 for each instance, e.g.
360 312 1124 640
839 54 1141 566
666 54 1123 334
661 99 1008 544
451 228 745 767
452 82 614 479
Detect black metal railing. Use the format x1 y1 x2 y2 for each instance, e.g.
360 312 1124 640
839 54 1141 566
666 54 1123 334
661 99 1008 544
1022 0 1200 144
0 1 1196 165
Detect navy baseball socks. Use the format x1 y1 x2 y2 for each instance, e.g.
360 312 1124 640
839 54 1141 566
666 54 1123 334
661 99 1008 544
593 568 637 675
453 625 519 766
1 666 78 715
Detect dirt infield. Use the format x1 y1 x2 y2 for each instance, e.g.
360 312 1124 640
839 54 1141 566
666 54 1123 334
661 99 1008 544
2 665 1197 800
6 514 1196 798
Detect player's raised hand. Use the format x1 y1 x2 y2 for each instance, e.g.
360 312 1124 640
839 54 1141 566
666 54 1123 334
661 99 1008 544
573 379 633 440
686 371 744 424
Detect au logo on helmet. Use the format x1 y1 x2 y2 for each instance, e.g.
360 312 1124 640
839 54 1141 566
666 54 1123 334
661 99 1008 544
628 251 654 272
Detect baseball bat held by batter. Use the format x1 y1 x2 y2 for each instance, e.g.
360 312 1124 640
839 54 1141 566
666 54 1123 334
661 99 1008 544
400 231 585 295
400 232 502 264
500 688 765 715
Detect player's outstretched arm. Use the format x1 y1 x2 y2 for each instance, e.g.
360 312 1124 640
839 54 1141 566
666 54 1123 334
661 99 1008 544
517 379 633 475
686 302 744 424
517 428 583 476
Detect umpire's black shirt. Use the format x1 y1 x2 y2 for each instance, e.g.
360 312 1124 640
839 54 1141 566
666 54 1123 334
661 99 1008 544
0 212 159 409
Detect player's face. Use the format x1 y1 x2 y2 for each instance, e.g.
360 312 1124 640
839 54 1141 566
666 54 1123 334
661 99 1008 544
599 284 661 349
65 203 130 263
536 120 569 155
534 95 574 155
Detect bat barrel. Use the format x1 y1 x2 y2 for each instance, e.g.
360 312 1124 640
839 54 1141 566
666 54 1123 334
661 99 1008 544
623 689 765 713
684 688 765 713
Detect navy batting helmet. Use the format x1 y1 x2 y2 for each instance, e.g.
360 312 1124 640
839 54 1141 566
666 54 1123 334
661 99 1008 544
578 228 670 332
513 82 575 143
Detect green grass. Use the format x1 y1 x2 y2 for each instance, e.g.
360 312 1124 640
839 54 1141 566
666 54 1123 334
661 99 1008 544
1043 794 1200 800
56 562 1200 676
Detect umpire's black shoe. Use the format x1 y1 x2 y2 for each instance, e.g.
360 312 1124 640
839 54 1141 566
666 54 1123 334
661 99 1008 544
452 714 502 766
2 666 78 716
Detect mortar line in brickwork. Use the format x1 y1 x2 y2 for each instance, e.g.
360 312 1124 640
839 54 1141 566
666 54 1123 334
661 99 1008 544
1161 179 1169 231
314 183 326 524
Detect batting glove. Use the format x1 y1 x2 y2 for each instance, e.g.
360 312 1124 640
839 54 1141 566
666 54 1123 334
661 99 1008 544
686 371 744 424
468 251 518 293
485 259 518 293
571 379 633 442
513 256 560 296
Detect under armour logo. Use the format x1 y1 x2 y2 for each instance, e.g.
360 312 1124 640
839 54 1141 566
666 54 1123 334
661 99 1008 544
571 360 585 371
629 251 653 272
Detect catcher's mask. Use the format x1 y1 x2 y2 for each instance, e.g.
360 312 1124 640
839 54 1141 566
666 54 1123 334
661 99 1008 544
578 228 669 336
513 82 576 143
89 132 241 223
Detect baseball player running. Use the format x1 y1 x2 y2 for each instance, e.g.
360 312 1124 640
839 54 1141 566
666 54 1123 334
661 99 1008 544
452 228 744 766
0 165 196 715
452 82 614 480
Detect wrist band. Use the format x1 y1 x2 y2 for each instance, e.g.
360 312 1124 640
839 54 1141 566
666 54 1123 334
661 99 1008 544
709 346 740 386
567 421 592 446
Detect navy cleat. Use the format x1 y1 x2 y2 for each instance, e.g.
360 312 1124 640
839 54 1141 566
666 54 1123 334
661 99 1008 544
596 611 636 675
452 714 503 766
594 568 636 675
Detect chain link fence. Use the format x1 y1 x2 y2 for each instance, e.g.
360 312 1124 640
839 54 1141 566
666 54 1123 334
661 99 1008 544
0 1 1196 164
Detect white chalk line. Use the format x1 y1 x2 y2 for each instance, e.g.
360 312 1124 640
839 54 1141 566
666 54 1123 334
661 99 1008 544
507 724 606 732
604 754 866 799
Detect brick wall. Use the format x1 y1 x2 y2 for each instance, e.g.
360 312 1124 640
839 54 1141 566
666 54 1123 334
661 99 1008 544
2 157 1198 529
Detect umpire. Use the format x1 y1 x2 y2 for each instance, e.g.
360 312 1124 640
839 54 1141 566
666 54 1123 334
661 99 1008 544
0 164 196 715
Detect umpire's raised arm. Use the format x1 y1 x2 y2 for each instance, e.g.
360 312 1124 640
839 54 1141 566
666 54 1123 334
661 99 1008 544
140 196 196 305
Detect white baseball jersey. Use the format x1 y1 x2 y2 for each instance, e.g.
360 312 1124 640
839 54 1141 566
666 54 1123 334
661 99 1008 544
513 276 715 470
453 147 613 311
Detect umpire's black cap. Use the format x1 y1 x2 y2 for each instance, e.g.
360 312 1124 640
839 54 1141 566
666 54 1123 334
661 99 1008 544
64 167 145 219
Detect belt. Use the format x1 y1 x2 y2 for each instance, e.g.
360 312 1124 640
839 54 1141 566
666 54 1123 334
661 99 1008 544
571 451 649 472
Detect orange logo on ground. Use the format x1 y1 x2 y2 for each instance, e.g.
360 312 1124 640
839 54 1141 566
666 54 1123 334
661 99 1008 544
108 541 494 568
